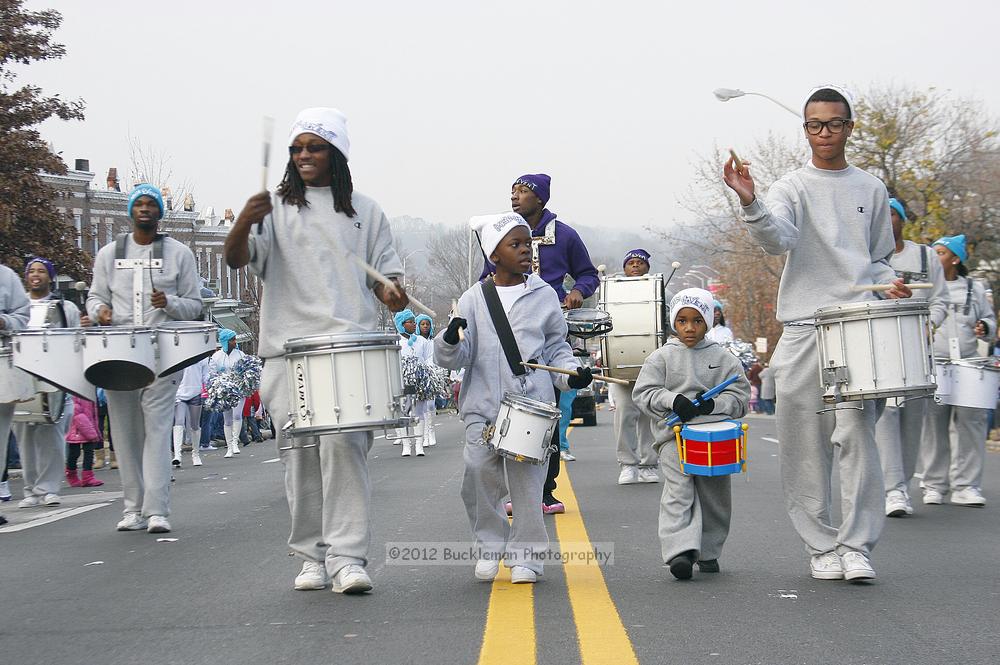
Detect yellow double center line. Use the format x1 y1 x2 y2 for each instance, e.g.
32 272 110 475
477 427 640 664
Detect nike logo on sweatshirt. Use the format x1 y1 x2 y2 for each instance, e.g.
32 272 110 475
708 364 720 369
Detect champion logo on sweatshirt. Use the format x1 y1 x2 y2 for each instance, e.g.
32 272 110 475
857 206 865 213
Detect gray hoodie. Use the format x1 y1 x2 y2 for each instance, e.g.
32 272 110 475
434 274 577 426
632 337 750 447
0 265 30 332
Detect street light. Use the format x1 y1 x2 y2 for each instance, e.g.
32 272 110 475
691 264 720 278
684 271 708 289
713 88 800 118
400 248 425 275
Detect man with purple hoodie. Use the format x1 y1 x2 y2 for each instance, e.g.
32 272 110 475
480 173 599 513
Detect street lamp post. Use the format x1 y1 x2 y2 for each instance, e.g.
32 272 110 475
713 88 800 118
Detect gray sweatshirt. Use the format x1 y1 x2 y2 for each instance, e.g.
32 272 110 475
0 265 30 332
932 276 995 358
632 337 750 446
248 188 403 359
434 274 577 426
740 162 896 323
87 234 203 326
890 240 947 327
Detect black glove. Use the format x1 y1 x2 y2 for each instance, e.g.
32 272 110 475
443 317 467 344
672 394 699 422
567 366 593 389
694 391 716 415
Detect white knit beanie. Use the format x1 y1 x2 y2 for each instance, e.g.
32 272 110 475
288 107 351 161
669 288 714 331
469 212 530 260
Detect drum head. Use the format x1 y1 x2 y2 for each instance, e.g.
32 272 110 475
565 308 613 339
85 361 155 391
502 392 560 418
158 349 215 378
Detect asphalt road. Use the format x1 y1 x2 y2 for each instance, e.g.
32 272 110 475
2 407 998 665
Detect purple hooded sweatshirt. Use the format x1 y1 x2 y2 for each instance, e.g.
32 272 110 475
479 209 599 302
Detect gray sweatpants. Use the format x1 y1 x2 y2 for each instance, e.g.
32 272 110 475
106 373 178 518
611 383 657 468
461 422 548 574
0 402 13 480
13 419 66 498
921 401 988 493
875 398 927 493
657 436 731 563
771 326 885 557
261 360 373 577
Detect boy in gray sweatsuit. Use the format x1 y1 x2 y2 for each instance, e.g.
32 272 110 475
633 288 749 580
435 212 591 584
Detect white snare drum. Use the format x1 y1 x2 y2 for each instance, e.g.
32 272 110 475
13 391 67 425
283 332 409 437
12 329 94 400
156 321 218 377
814 300 935 403
934 358 1000 409
486 392 560 465
1 342 36 403
565 308 613 339
27 300 67 329
599 273 666 381
83 327 157 391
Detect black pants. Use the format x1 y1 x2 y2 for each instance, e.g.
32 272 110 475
67 442 99 471
543 386 561 501
98 403 113 450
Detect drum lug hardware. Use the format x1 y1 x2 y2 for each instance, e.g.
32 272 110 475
482 424 496 443
333 406 340 422
499 418 510 438
364 402 372 415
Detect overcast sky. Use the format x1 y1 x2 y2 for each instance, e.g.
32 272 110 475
24 0 1000 232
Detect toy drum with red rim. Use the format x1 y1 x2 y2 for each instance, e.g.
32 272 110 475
673 420 748 477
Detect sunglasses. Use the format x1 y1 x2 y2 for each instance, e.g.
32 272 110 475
288 144 331 155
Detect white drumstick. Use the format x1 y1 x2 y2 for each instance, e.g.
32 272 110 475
351 255 437 318
451 299 464 341
261 115 274 191
520 361 631 386
851 283 932 293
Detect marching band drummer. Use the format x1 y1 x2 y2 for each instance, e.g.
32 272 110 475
0 264 31 526
723 84 911 582
611 249 660 485
87 184 203 534
436 212 593 584
920 234 995 508
874 200 948 518
13 258 84 509
224 107 408 595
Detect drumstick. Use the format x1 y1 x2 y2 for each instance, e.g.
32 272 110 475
665 374 741 426
257 115 275 235
520 361 631 386
451 299 464 341
851 283 933 293
729 148 744 173
351 254 437 318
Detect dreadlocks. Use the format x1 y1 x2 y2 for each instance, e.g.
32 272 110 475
276 145 357 217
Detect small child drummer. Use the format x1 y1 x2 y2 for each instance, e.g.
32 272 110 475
435 212 592 584
632 288 749 580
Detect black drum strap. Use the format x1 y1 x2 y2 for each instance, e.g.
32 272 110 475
481 278 526 377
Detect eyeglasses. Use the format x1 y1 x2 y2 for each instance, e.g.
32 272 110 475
802 119 851 135
288 144 330 155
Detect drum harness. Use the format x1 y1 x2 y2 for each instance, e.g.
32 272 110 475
113 233 165 325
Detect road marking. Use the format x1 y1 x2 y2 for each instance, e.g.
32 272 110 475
762 436 779 443
477 565 535 665
555 456 640 665
262 457 281 464
0 502 113 533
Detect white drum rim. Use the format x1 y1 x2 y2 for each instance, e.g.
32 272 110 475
814 300 930 323
683 421 742 433
935 358 1000 372
285 417 413 438
285 331 400 353
501 392 560 418
494 447 548 465
825 383 937 402
156 321 217 332
83 326 155 336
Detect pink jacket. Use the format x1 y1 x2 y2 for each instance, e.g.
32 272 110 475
66 396 101 444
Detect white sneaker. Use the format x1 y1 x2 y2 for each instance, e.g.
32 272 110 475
191 449 203 466
42 493 61 506
638 467 660 483
841 551 876 581
618 465 639 485
510 566 537 584
116 513 148 531
560 451 576 461
18 495 41 508
415 440 425 457
809 551 844 580
475 558 500 581
294 561 330 590
950 487 986 507
331 564 372 594
401 442 412 457
0 480 11 501
147 515 172 533
885 489 912 517
923 488 945 505
224 442 234 459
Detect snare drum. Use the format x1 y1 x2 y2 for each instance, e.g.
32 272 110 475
13 391 66 425
814 300 935 403
485 392 560 465
565 308 613 339
12 329 94 400
156 321 218 376
283 332 409 437
934 358 1000 409
83 327 157 391
674 420 748 476
599 273 666 381
1 342 36 403
27 300 67 329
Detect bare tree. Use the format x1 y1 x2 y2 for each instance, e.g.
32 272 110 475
126 132 194 212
